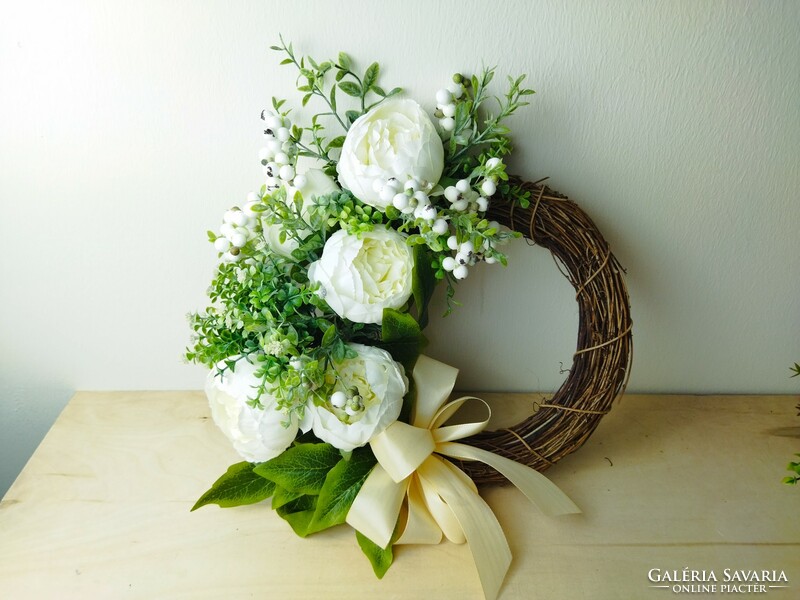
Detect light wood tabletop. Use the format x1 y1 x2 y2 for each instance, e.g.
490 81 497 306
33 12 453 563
1 391 798 599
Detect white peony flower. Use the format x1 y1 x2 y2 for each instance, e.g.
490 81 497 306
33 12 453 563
263 168 339 258
303 344 407 452
337 99 444 209
308 225 414 324
205 357 298 463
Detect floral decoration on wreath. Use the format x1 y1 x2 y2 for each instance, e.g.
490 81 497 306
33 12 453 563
187 38 632 600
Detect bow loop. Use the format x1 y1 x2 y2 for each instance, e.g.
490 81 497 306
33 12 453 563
346 355 580 600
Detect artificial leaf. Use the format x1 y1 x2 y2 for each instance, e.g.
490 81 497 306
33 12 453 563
254 443 341 495
379 308 426 372
276 494 318 537
337 52 351 70
363 62 379 91
271 484 305 510
305 447 377 534
191 461 275 511
356 530 394 579
411 245 437 329
339 81 362 97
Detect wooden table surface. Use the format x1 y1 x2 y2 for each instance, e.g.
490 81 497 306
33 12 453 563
1 392 798 599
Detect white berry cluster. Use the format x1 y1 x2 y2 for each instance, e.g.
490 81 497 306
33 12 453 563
434 76 465 132
388 177 441 222
214 193 261 262
259 110 297 191
329 388 366 422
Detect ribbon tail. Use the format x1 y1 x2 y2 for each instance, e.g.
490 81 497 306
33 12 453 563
395 474 443 545
438 441 581 516
346 464 407 548
418 456 511 600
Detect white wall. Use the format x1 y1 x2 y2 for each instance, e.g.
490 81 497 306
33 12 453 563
1 0 798 495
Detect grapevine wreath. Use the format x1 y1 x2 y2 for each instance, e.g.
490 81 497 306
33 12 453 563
187 39 632 600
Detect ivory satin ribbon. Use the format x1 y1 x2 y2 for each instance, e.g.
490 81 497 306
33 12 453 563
346 355 580 600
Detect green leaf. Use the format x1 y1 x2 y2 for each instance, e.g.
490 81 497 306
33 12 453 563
327 136 346 149
379 308 426 372
411 245 437 330
356 530 394 578
306 447 377 534
337 52 351 71
271 484 304 509
191 461 275 511
254 443 342 495
363 62 379 91
339 81 362 97
322 324 337 346
346 110 361 125
275 494 318 537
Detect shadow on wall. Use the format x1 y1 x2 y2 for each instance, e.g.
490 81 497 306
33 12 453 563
0 380 73 497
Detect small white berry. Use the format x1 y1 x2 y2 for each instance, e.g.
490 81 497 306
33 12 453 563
413 190 429 203
330 391 347 408
432 219 448 235
404 179 420 192
231 211 247 227
220 223 234 237
279 165 295 181
447 236 459 250
477 197 489 212
448 82 464 99
460 241 474 254
230 232 247 248
265 139 282 155
436 88 453 105
485 256 497 264
293 174 307 189
214 237 231 252
441 103 456 118
274 152 289 166
486 157 502 169
276 127 290 142
455 251 469 265
440 117 455 132
265 176 279 189
265 116 282 130
442 257 457 271
452 198 469 211
379 186 395 204
392 193 410 210
258 147 271 162
453 264 469 280
455 179 470 193
385 178 400 192
444 186 459 203
416 204 436 221
481 179 497 197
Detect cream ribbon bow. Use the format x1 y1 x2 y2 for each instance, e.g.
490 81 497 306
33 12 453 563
346 355 580 600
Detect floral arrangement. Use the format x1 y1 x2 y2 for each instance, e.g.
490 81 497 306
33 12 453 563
187 39 578 600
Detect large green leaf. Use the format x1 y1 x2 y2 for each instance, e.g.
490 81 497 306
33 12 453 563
379 308 426 372
356 530 394 579
254 443 342 495
305 447 377 534
191 461 275 511
411 245 438 329
275 495 319 538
